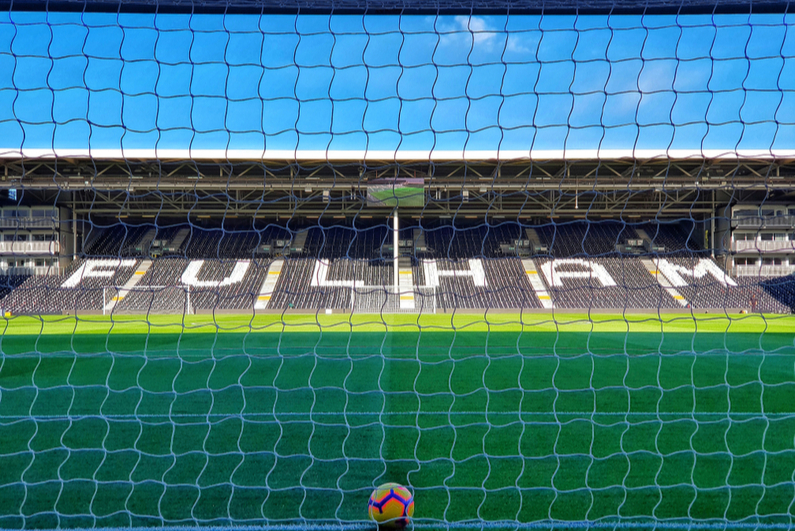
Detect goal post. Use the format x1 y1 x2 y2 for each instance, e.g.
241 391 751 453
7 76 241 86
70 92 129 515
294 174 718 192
102 285 193 315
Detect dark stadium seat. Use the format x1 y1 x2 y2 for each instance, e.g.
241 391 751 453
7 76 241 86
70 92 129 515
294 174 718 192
1 220 791 314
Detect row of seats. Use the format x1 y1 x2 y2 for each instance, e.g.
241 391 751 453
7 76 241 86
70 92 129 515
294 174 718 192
536 223 639 257
75 220 713 261
762 275 795 310
268 258 351 310
420 225 516 259
81 224 293 259
2 254 790 314
2 221 792 314
662 257 790 313
536 257 698 310
639 222 707 255
424 259 543 310
115 258 272 313
2 259 140 313
84 225 150 256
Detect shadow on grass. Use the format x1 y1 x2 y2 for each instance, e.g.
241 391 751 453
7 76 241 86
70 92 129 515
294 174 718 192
1 331 793 357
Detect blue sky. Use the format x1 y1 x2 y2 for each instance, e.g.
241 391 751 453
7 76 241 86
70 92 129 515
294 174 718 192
0 11 792 154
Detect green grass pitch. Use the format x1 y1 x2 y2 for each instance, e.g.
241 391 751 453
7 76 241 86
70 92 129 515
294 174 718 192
0 313 794 529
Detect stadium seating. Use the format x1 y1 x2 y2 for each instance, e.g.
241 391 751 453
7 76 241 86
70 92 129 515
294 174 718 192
2 258 141 313
0 221 792 314
536 222 637 257
85 224 151 256
535 256 665 310
111 258 268 313
430 259 542 311
0 275 32 303
662 256 789 313
761 274 795 312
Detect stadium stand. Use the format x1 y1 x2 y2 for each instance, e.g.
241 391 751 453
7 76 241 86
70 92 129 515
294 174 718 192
664 256 790 313
2 258 140 313
534 257 665 310
84 224 151 257
0 276 29 303
640 222 708 255
762 274 795 312
0 220 791 314
536 222 638 257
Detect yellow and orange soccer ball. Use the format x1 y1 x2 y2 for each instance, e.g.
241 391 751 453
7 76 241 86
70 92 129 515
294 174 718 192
368 482 414 528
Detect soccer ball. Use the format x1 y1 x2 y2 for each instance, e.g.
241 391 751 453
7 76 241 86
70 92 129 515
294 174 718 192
368 482 414 528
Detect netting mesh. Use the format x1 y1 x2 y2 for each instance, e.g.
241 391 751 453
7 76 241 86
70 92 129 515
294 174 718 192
2 6 794 154
0 2 794 530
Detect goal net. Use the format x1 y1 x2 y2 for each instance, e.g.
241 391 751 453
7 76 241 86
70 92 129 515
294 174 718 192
102 285 193 315
0 1 793 530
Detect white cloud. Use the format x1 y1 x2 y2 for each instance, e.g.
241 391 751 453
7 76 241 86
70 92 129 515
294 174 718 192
439 16 498 50
437 16 539 58
459 16 497 46
637 61 677 93
506 34 535 54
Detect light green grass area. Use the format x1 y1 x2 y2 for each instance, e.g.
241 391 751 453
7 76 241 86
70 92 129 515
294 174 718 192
0 313 794 529
3 311 795 335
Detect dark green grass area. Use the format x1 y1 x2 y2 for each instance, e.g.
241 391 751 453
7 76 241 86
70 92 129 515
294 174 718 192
1 329 794 528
